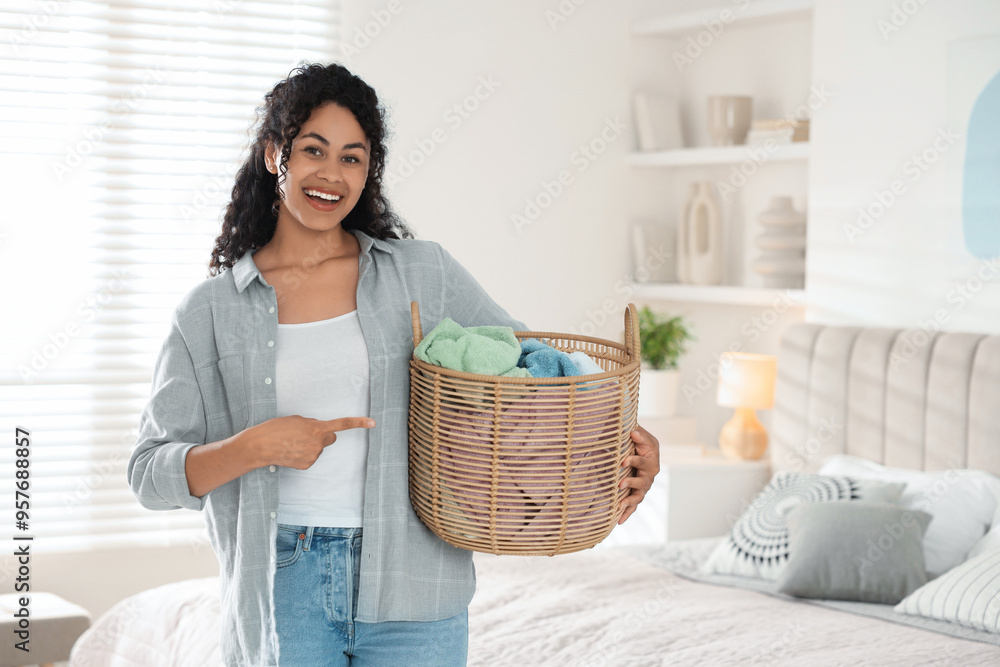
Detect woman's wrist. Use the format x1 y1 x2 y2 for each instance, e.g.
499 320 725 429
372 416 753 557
185 425 271 498
241 421 271 469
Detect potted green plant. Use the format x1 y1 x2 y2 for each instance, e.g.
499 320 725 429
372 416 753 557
636 305 694 417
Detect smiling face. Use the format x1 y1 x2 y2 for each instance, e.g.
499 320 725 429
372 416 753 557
266 102 370 233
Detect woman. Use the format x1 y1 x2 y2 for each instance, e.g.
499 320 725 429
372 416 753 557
127 62 660 666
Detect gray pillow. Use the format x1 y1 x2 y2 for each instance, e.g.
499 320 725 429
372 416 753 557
777 501 932 604
700 472 906 580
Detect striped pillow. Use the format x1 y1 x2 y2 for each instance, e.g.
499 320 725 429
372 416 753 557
895 548 1000 633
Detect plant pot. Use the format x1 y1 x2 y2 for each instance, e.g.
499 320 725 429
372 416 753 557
638 367 680 418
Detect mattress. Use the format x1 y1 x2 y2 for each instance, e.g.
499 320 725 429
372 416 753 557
468 539 1000 666
70 538 1000 666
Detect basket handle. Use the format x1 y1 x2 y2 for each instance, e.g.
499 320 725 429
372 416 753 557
624 302 640 360
411 301 423 347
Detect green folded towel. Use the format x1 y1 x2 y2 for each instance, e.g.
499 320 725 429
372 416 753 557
414 317 532 378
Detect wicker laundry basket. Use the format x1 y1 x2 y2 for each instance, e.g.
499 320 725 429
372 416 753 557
408 301 641 556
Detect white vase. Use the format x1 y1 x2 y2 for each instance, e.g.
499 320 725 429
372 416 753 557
682 181 723 285
752 196 806 289
638 367 680 418
676 183 697 284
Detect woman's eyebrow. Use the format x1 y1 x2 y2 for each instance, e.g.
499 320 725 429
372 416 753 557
300 132 368 152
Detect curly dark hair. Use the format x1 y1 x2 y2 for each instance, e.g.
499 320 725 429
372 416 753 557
208 61 414 276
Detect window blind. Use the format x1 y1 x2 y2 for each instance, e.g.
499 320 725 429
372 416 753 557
0 0 342 554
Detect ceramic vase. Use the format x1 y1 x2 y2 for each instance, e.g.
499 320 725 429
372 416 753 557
631 223 650 284
751 196 806 288
708 96 753 146
676 184 695 284
677 181 723 285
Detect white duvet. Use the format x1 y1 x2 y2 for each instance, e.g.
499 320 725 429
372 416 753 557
71 545 1000 666
69 577 223 666
469 548 1000 666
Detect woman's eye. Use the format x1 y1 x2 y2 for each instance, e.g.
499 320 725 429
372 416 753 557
304 146 322 156
342 154 361 164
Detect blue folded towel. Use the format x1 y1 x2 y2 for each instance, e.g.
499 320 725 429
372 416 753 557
517 338 580 378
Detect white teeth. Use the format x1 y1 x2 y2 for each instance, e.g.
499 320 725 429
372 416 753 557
305 189 341 201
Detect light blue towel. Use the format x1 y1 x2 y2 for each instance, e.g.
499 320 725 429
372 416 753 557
518 338 580 378
568 351 605 376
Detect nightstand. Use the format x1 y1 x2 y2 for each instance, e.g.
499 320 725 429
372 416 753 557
661 447 772 541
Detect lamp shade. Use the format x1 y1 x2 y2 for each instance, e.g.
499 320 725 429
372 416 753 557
716 352 777 410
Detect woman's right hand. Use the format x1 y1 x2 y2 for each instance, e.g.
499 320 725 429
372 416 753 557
251 415 375 470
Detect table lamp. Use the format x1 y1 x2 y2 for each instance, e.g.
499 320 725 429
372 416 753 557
716 352 777 460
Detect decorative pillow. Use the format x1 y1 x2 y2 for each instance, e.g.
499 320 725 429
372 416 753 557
699 471 905 580
777 501 932 604
895 547 1000 633
818 455 1000 576
955 480 1000 561
968 518 1000 561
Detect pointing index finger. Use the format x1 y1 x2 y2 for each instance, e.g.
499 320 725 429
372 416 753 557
327 417 376 432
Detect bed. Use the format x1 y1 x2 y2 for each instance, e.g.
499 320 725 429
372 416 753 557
69 323 1000 666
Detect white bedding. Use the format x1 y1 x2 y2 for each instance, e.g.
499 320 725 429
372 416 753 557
71 539 1000 666
470 544 1000 666
69 577 223 666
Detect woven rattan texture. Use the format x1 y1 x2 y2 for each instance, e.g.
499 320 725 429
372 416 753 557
408 302 641 556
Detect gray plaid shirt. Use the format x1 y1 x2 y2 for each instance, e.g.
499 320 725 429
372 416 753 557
127 228 528 666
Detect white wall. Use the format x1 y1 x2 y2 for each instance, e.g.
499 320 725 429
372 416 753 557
342 0 640 335
807 0 1000 331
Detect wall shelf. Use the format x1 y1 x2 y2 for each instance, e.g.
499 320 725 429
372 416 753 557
629 142 809 168
629 281 806 307
631 0 814 37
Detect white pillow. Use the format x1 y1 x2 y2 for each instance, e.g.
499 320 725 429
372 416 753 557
967 499 1000 561
818 455 1000 577
699 471 905 580
895 547 1000 633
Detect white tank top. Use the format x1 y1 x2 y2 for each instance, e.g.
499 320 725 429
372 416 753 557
275 310 370 527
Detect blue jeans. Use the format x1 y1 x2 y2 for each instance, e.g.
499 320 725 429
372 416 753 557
273 524 469 666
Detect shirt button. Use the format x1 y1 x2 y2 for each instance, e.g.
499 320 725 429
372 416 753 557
268 340 274 347
269 465 276 472
265 377 272 384
270 512 276 519
269 306 275 313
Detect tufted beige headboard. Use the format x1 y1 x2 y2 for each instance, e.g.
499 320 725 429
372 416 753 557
770 324 1000 476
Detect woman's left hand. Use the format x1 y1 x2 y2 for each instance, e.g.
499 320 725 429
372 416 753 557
618 425 660 525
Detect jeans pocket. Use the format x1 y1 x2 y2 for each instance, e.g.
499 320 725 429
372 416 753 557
275 526 304 568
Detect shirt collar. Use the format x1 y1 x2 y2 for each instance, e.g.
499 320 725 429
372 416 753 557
231 227 394 293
